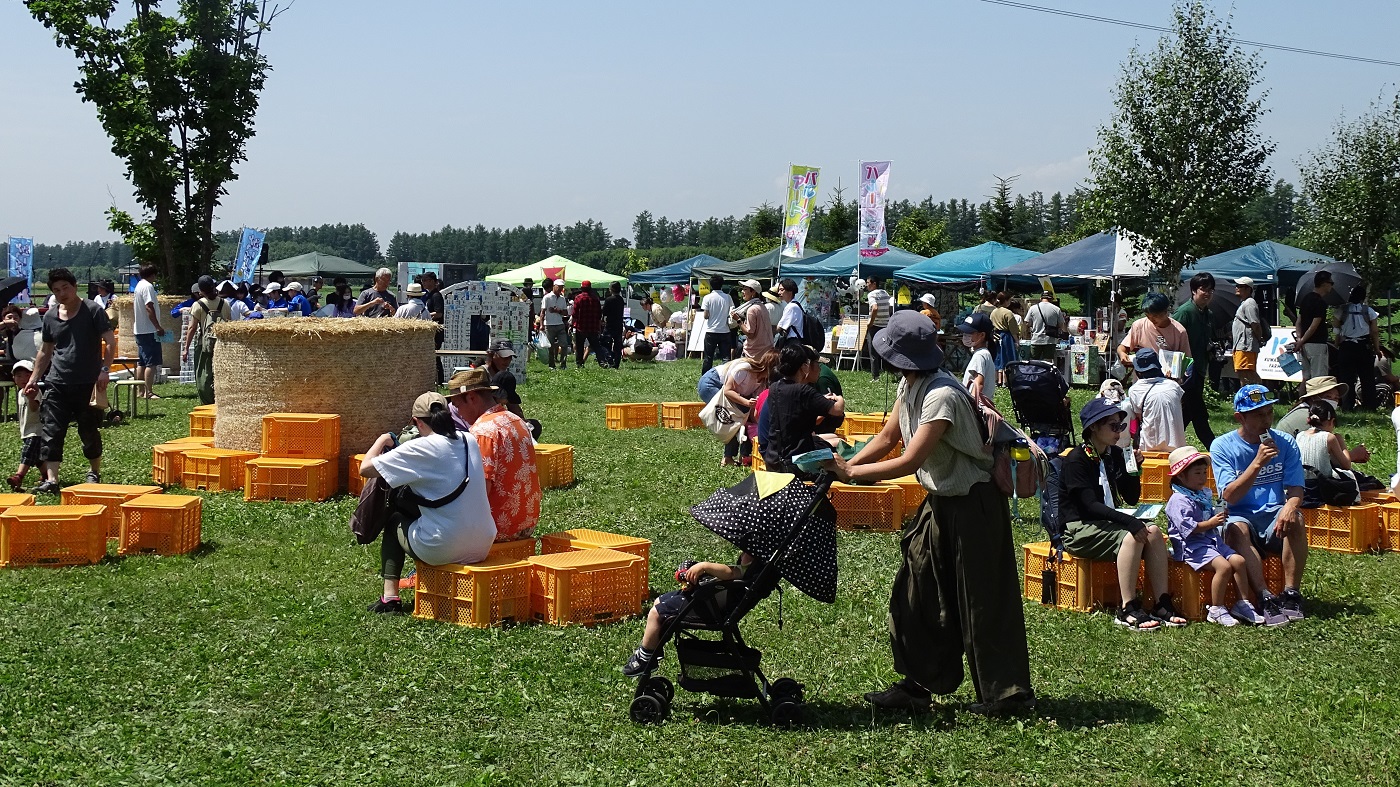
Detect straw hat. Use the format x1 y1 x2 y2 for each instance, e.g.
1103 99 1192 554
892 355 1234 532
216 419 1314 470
404 282 425 297
448 367 498 395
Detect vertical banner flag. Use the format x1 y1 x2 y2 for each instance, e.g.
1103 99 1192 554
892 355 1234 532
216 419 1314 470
858 161 891 258
7 237 34 303
231 227 266 284
781 164 821 259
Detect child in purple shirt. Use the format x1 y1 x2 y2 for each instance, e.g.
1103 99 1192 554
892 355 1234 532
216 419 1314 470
1165 446 1265 627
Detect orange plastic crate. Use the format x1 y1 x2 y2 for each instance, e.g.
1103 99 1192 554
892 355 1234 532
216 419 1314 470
1139 458 1171 502
541 528 650 606
1141 554 1285 621
119 494 201 556
181 448 259 493
1306 504 1380 554
751 440 766 472
244 457 333 502
489 537 538 562
192 404 217 414
527 548 646 625
261 413 341 460
1023 541 1120 612
153 443 205 486
168 436 215 446
0 494 35 509
0 505 107 568
1361 489 1395 504
881 476 927 520
605 403 658 430
190 410 215 438
412 557 532 628
829 482 904 531
661 401 704 430
61 483 162 539
534 444 575 489
1379 502 1400 552
347 454 368 497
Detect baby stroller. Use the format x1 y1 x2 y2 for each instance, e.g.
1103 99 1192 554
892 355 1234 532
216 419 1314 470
629 472 838 727
1005 360 1075 454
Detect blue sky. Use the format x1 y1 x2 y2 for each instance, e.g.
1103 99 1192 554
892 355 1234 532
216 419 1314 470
2 0 1397 247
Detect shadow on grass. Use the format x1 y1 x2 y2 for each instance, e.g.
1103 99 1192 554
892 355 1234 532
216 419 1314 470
1302 596 1374 620
188 541 221 558
1030 694 1162 728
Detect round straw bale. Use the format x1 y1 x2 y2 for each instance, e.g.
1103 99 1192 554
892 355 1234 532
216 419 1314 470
113 294 187 372
211 318 439 468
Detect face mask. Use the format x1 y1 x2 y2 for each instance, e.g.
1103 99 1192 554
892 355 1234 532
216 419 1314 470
961 334 975 348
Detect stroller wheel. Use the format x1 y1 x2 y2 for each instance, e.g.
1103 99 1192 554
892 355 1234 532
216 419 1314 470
770 677 804 703
629 693 669 725
644 676 674 703
770 700 804 728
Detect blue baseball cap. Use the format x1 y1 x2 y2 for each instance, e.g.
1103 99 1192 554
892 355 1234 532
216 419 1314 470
1133 347 1163 375
956 312 994 335
1233 384 1278 413
1079 397 1124 431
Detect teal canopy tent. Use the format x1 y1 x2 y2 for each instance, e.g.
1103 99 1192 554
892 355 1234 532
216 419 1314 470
628 254 726 286
271 252 380 278
692 246 822 280
1185 241 1334 285
895 241 1040 285
779 243 928 281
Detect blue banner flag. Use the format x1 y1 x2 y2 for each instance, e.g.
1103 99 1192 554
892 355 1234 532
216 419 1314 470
7 236 33 303
232 227 266 284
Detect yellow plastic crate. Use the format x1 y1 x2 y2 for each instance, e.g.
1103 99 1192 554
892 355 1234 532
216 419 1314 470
829 482 903 532
839 413 892 441
881 476 927 520
605 403 658 430
751 440 766 472
0 505 107 568
119 494 202 556
180 448 260 493
192 404 217 414
1023 541 1120 612
347 454 368 497
167 436 215 446
1306 504 1380 554
190 410 216 438
261 413 341 460
0 494 35 509
1139 458 1171 502
541 528 650 606
1379 502 1400 552
1141 554 1284 621
412 557 532 628
153 442 205 486
661 401 704 430
527 548 646 626
61 483 163 539
534 444 575 489
489 537 538 562
244 457 333 502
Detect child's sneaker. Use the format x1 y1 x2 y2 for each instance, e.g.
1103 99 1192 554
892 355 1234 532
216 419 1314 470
1229 599 1265 625
1279 588 1306 621
1206 605 1238 626
84 471 101 485
622 647 660 678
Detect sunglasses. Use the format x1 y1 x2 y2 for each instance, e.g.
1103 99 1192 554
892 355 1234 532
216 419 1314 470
1099 417 1127 433
1241 389 1268 405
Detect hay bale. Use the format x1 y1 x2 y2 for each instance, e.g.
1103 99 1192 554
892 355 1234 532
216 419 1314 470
113 294 187 372
211 318 439 473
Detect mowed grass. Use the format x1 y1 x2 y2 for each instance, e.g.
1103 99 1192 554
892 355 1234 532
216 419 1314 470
1 358 1398 787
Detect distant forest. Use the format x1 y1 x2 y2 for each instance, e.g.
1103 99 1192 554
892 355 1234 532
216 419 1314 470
7 180 1300 282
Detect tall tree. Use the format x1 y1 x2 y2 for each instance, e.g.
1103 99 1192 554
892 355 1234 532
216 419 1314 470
979 175 1017 244
1297 94 1400 288
27 0 288 286
1084 0 1274 284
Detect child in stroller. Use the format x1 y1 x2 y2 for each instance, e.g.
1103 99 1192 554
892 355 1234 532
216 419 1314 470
622 553 759 677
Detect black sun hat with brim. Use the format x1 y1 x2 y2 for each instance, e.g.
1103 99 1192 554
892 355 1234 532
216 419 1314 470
872 310 944 372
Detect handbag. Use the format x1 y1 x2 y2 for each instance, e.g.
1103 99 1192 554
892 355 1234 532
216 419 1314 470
698 388 744 443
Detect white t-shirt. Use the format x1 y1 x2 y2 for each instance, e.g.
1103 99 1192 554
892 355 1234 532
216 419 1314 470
702 291 733 334
867 289 892 327
1337 303 1379 341
132 279 159 335
541 292 569 326
778 301 804 338
370 432 496 566
1127 376 1187 451
962 348 997 401
394 299 429 320
229 299 250 321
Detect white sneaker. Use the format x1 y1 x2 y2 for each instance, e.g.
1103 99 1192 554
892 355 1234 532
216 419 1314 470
1207 605 1239 626
1230 599 1265 626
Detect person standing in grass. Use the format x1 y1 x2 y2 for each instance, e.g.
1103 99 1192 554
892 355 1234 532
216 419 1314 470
130 263 166 400
601 281 626 369
571 280 604 369
863 277 892 381
1125 348 1186 452
956 311 997 402
446 368 542 542
6 360 41 492
1173 272 1217 446
182 276 230 406
700 275 735 373
1231 277 1265 386
733 279 772 361
541 278 571 370
826 311 1033 715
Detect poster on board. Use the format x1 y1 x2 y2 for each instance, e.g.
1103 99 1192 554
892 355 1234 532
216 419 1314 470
1257 326 1302 382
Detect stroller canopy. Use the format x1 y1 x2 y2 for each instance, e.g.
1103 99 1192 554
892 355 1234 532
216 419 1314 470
690 473 838 603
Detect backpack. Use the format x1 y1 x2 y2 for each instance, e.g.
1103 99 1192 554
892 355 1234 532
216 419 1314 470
194 297 225 355
1039 455 1066 549
797 304 824 351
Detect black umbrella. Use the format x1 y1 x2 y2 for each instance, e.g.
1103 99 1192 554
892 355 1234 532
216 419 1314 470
689 473 838 603
0 277 29 305
1295 262 1362 308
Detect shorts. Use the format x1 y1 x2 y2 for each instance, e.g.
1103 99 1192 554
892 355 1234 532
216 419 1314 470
1232 350 1258 371
1299 343 1329 378
1228 506 1287 554
135 332 162 368
652 587 730 626
1062 520 1131 562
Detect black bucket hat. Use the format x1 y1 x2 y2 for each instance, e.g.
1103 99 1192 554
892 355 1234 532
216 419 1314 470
872 310 944 372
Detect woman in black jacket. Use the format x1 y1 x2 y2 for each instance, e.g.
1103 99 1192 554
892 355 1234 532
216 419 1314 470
1057 397 1186 630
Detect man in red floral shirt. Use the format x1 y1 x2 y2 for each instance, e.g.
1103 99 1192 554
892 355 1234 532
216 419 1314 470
446 368 542 541
571 280 604 369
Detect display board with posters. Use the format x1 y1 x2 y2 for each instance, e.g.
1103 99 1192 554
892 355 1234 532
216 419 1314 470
441 281 528 382
1257 326 1302 383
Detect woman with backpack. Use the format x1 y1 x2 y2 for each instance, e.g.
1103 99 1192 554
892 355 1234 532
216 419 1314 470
824 311 1033 716
1332 284 1379 411
182 276 230 405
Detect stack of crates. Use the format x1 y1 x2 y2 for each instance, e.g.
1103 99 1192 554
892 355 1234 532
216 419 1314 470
61 484 162 539
1304 504 1381 554
189 405 216 438
605 403 658 430
181 448 260 493
1023 542 1120 612
261 413 341 460
828 482 904 532
245 413 341 502
0 494 35 509
153 441 208 486
489 537 538 562
118 494 202 556
526 548 646 626
412 557 532 628
0 505 107 568
880 476 927 521
660 401 704 430
346 454 368 497
534 444 575 489
541 528 651 609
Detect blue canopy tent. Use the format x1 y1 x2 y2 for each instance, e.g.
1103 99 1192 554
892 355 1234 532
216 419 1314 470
1186 241 1334 286
627 254 726 286
993 231 1154 285
895 241 1041 285
778 243 928 281
693 246 822 280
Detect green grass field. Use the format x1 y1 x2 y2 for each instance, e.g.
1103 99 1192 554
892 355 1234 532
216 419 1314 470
1 359 1398 786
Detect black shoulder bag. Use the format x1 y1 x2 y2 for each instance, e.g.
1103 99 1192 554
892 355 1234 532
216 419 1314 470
390 436 473 521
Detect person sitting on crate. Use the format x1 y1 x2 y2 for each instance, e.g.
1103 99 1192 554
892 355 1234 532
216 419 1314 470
445 368 542 543
1125 348 1186 453
1209 385 1308 623
622 552 761 677
357 392 496 615
1057 398 1186 631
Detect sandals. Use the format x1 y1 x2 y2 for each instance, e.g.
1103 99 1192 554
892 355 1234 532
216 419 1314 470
1114 600 1161 631
1153 595 1189 628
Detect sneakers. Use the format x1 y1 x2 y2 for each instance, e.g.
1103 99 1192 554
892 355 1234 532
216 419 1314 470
367 597 408 615
1279 588 1306 621
622 647 660 678
1229 599 1266 626
864 679 933 712
84 471 101 485
1261 595 1291 627
1207 605 1239 626
32 480 61 495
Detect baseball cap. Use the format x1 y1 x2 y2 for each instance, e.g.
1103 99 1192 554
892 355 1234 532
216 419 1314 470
1233 384 1278 413
265 282 282 293
12 359 33 374
1168 446 1210 479
489 339 516 357
1234 277 1255 288
1079 397 1124 431
411 391 447 418
580 280 592 289
285 281 303 292
740 279 762 293
955 312 994 335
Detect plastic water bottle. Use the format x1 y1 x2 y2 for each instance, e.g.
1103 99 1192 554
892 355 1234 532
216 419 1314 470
1124 449 1139 476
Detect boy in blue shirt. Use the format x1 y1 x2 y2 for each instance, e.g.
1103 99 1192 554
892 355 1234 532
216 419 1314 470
1210 385 1308 622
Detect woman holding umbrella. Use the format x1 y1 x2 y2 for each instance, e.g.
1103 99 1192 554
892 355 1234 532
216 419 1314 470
825 310 1033 715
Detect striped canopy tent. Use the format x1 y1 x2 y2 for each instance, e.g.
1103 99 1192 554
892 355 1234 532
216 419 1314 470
484 255 625 288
